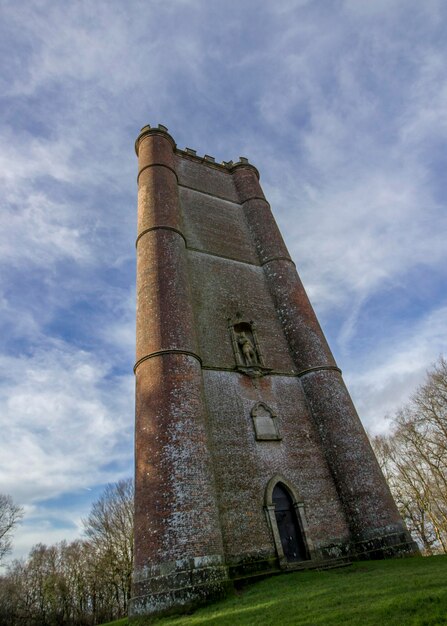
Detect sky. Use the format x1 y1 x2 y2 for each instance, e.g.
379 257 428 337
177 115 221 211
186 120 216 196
1 0 447 562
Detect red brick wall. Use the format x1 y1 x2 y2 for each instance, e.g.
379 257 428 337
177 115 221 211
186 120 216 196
131 125 417 619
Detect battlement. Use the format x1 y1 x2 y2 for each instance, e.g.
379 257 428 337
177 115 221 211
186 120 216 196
135 123 259 177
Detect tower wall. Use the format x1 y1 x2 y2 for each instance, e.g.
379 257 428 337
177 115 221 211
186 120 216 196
231 164 415 556
131 125 418 620
133 130 227 618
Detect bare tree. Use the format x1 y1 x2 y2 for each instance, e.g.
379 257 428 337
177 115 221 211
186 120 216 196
0 479 134 625
371 357 447 554
83 478 134 616
0 495 23 564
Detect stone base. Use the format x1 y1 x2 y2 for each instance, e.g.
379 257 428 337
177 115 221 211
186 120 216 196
350 530 419 560
228 553 352 579
129 535 419 621
228 555 279 579
129 555 230 622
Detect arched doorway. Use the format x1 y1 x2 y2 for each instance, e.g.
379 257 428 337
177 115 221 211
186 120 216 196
267 480 310 563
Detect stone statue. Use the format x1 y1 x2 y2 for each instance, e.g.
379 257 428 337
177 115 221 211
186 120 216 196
237 331 258 366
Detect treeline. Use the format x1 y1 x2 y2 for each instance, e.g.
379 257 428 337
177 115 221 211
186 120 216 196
371 357 447 555
0 479 133 626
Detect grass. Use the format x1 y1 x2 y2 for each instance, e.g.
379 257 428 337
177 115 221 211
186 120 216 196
102 555 447 625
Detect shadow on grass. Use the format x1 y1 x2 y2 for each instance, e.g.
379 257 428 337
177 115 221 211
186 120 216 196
104 556 447 626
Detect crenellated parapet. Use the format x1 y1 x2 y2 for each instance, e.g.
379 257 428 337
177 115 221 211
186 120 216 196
135 123 258 173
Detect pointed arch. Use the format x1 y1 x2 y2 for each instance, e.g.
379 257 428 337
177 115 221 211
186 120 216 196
264 475 314 565
265 474 302 506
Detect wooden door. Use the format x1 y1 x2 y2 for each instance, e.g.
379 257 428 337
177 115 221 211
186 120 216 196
273 483 308 562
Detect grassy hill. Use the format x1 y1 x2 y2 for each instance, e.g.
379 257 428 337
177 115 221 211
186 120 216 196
102 555 447 625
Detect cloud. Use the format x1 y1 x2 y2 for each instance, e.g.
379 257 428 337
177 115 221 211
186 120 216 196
249 3 447 353
1 0 446 560
346 304 447 434
0 341 133 503
0 191 89 269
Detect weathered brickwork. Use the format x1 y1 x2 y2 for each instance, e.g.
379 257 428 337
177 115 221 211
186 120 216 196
202 371 351 561
130 125 418 621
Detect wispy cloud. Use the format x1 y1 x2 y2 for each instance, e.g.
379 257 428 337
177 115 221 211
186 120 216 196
0 342 133 502
1 0 446 559
347 304 447 434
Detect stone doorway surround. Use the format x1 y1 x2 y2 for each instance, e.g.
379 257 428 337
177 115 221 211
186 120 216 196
264 474 315 568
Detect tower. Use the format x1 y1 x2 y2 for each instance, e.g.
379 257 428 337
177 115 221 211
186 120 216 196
130 125 417 620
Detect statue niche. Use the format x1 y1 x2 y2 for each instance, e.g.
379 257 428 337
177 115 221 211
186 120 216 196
228 318 271 377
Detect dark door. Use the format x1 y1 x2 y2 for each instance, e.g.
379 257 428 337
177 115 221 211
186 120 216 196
272 483 308 562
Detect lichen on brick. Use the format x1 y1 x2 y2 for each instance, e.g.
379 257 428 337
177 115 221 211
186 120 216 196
131 127 419 621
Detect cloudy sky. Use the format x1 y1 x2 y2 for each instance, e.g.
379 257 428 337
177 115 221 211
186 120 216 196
1 0 447 561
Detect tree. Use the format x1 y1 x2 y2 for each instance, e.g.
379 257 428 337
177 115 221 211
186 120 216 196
371 356 447 554
0 495 23 564
0 479 134 625
82 478 134 617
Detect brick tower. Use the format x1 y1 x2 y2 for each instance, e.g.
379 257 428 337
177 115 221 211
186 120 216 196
130 125 417 620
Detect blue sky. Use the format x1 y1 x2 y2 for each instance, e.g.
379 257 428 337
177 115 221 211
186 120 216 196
1 0 447 561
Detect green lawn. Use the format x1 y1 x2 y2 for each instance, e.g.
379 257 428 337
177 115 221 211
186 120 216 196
103 555 447 625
